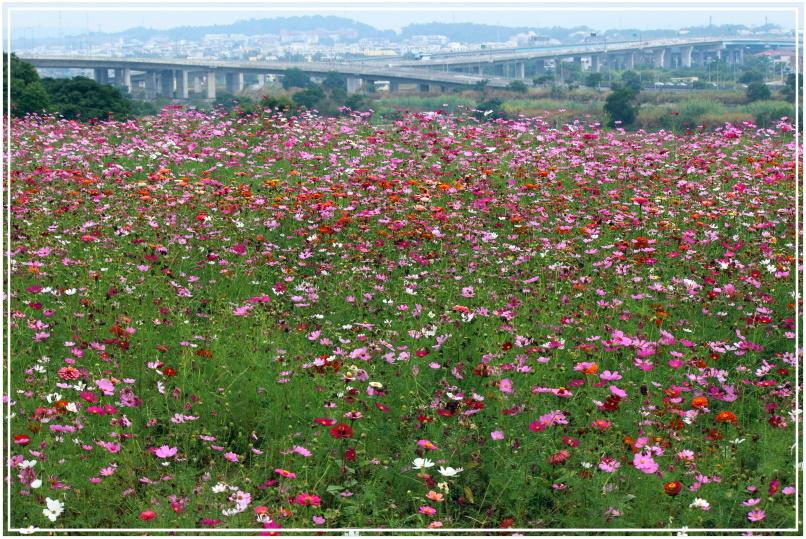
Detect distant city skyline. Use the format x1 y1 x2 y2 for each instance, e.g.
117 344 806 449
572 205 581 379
3 1 802 39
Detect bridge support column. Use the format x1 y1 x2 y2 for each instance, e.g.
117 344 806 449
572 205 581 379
624 52 634 70
573 56 582 70
653 49 665 69
590 55 600 73
419 83 430 92
255 74 266 89
145 71 158 100
175 70 188 99
514 61 525 78
388 80 399 93
493 64 504 76
734 48 744 64
193 75 203 94
114 68 131 90
346 77 362 93
681 46 693 68
535 59 546 75
206 71 216 99
160 69 174 97
94 68 109 85
225 72 243 93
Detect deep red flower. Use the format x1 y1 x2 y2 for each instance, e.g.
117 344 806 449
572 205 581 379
162 367 177 377
330 423 354 438
664 481 683 496
14 434 31 446
345 448 356 461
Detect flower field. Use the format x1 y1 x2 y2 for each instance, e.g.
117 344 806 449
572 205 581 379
3 106 802 535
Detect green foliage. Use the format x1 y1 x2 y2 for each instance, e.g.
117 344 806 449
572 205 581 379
533 75 555 86
691 79 707 90
474 97 507 120
292 86 327 109
620 70 643 93
744 100 795 128
737 70 764 84
41 76 131 121
472 79 490 94
281 68 313 90
321 71 347 92
745 81 771 103
584 72 603 88
781 73 801 103
261 94 296 113
4 52 50 118
603 87 639 127
505 80 529 94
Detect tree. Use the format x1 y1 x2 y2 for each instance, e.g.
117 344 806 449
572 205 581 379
745 81 771 102
738 70 764 84
41 76 130 121
321 71 347 92
281 68 313 90
261 95 295 113
691 79 707 90
473 97 507 120
473 79 489 94
585 72 603 88
620 70 643 93
781 73 801 103
533 74 554 86
603 88 639 127
505 80 529 93
4 53 50 118
292 86 326 109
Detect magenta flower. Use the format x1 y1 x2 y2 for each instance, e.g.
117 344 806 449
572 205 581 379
499 378 514 393
275 469 296 478
417 439 439 450
490 430 505 440
223 452 239 462
419 506 437 515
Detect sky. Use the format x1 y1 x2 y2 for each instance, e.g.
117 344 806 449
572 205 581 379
2 1 802 39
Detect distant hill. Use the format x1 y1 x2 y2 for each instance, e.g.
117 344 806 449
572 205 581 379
398 22 599 43
103 15 397 43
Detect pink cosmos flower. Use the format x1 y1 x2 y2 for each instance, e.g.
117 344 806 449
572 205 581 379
223 452 239 462
609 385 628 398
139 510 157 521
275 469 296 478
417 440 439 450
490 430 505 440
747 509 766 521
499 378 514 393
633 452 658 474
590 419 611 431
155 446 177 458
293 493 321 506
419 506 437 515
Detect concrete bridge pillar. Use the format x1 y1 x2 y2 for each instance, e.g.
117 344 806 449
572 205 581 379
114 68 131 90
590 55 600 73
419 83 430 92
514 61 525 78
206 71 216 99
535 59 546 75
681 46 693 68
624 52 634 70
160 69 174 97
193 75 203 94
573 56 582 72
472 65 481 74
346 77 362 93
175 70 188 99
734 48 744 64
225 72 243 93
653 49 665 69
255 74 266 88
94 68 109 85
145 71 158 100
388 80 399 93
493 64 504 76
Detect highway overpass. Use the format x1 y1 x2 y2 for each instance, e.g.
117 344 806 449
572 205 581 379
18 37 799 101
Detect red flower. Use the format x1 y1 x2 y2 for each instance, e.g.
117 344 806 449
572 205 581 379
548 450 570 465
13 434 31 446
345 448 356 461
664 481 683 496
330 423 354 438
162 367 177 377
314 418 335 426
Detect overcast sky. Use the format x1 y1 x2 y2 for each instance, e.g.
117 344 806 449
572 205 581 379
3 1 802 38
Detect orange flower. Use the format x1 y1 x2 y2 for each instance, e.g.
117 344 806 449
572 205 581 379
691 397 709 408
715 411 737 424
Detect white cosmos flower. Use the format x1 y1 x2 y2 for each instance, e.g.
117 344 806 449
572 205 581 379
411 458 434 469
438 466 464 477
30 479 42 489
19 526 39 534
42 497 64 521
